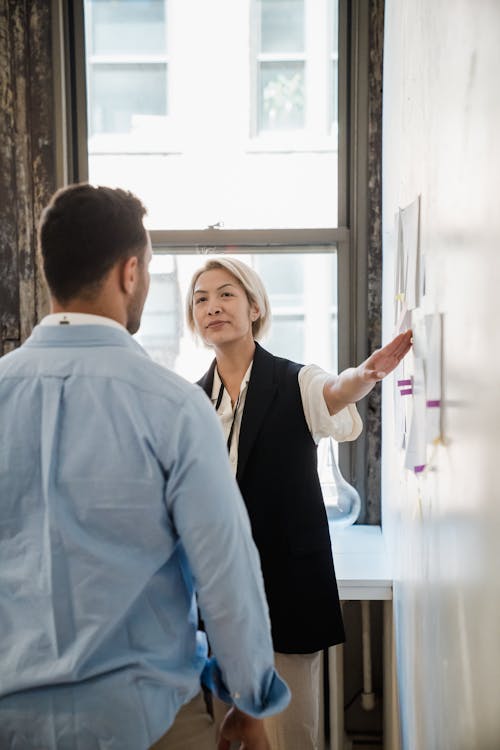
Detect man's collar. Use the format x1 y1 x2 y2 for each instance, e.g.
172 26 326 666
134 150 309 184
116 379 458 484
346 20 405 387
40 312 126 331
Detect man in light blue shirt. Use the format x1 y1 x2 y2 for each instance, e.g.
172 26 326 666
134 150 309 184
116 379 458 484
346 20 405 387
0 184 289 749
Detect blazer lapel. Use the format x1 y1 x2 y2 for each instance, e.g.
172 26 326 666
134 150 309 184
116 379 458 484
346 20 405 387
197 359 216 397
236 342 277 483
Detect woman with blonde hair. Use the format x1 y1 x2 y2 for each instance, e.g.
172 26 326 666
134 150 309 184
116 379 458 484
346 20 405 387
187 257 411 750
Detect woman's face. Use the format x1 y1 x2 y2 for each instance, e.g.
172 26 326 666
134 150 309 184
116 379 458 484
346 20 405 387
192 267 259 350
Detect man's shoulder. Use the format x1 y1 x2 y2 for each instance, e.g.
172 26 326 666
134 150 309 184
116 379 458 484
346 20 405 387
123 352 200 402
0 333 201 407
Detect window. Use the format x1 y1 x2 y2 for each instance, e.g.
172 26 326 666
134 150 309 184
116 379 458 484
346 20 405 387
253 0 339 142
59 0 374 509
81 0 343 382
256 0 305 132
135 251 338 383
85 0 169 153
82 0 340 230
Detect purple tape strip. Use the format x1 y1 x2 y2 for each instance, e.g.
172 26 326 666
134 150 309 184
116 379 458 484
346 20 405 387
397 379 412 386
426 400 441 408
400 388 413 396
414 465 426 473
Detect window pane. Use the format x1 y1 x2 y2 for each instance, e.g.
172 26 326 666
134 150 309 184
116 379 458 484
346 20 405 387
260 0 304 53
135 251 337 379
84 1 339 230
254 254 304 306
264 317 304 362
331 0 339 56
136 257 180 370
89 63 167 136
89 0 166 56
259 62 305 131
331 59 338 131
331 0 339 132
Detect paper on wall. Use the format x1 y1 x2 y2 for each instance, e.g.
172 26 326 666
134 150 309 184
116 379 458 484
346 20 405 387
394 210 405 325
404 357 427 472
400 196 422 310
393 362 407 450
410 308 427 359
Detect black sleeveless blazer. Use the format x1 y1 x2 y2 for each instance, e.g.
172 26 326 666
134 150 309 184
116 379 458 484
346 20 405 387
197 342 345 653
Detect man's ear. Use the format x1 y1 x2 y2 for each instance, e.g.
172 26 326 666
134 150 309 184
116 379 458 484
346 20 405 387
120 256 139 295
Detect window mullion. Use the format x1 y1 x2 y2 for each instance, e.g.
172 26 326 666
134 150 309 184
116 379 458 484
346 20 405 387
150 227 350 251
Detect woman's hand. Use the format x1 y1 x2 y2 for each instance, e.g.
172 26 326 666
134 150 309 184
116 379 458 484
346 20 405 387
217 706 271 750
323 330 412 414
358 329 413 383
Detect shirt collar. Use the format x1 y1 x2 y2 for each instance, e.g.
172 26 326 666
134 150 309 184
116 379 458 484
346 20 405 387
40 312 126 331
211 361 253 402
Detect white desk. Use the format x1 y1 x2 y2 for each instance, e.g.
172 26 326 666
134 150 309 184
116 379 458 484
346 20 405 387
331 523 392 601
327 525 399 750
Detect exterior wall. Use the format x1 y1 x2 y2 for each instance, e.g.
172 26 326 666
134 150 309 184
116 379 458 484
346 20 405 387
382 2 500 748
0 0 54 354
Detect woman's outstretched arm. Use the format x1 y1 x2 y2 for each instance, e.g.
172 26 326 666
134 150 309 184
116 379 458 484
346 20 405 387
323 330 412 416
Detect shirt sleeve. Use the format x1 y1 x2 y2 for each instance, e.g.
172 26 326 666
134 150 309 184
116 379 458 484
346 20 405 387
298 364 363 444
161 387 290 718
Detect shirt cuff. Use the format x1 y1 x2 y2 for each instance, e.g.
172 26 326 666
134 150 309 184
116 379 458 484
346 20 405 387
201 657 291 718
330 402 363 442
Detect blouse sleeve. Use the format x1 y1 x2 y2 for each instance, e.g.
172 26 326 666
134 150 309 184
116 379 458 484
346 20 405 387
298 364 363 444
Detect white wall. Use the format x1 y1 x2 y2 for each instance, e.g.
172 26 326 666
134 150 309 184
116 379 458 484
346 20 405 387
381 2 500 749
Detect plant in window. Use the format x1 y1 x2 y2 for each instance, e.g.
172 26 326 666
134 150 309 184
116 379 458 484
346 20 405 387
263 71 304 128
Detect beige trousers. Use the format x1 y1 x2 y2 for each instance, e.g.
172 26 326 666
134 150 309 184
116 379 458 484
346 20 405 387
151 691 216 750
212 650 322 750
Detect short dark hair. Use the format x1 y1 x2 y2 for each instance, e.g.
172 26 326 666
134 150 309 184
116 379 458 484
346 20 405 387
39 183 148 302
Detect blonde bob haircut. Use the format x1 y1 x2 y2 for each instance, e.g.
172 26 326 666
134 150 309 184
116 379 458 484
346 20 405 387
186 257 272 341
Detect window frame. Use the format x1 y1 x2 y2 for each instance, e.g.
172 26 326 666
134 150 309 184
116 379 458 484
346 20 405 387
52 0 374 516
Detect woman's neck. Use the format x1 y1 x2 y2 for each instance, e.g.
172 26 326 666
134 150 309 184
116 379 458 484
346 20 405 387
215 339 256 405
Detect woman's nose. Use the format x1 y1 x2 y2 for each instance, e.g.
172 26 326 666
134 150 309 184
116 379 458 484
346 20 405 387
208 302 222 315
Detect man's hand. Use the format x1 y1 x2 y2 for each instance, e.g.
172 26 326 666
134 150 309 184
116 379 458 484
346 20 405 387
217 706 270 750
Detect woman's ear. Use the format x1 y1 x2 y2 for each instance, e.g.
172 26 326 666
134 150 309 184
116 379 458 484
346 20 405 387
250 303 260 322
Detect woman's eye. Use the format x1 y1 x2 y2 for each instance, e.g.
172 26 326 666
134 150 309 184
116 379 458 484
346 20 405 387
194 297 206 304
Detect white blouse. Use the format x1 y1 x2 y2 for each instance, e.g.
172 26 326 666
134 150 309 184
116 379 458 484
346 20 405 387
211 362 363 476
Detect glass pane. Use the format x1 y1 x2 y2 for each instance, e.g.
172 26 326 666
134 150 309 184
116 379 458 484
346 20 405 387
135 251 337 380
332 0 338 56
331 59 338 132
331 0 339 132
89 63 167 135
260 0 304 53
264 317 304 362
137 257 181 370
89 0 166 56
259 62 305 131
254 254 304 307
84 1 339 230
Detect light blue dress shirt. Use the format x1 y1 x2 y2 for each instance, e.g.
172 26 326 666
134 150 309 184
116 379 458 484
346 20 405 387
0 323 289 749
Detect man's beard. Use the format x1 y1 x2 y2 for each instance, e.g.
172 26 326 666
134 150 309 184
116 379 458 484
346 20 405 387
126 285 146 334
